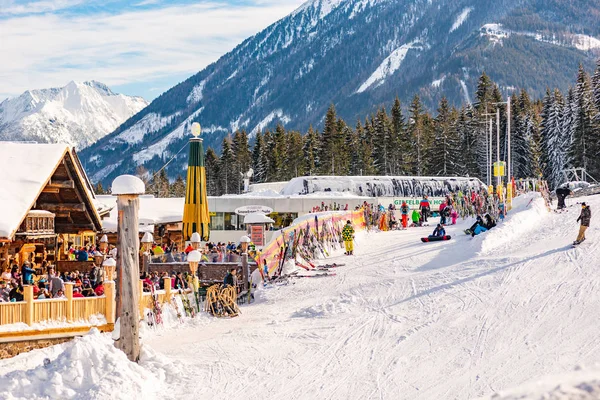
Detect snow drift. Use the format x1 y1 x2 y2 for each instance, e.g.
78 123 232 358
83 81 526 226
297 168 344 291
0 329 180 400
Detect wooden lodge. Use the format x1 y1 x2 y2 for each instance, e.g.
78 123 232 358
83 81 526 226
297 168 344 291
0 143 106 273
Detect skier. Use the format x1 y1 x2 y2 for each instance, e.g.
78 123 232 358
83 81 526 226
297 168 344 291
574 202 591 245
556 185 572 210
420 196 431 223
432 224 446 238
341 220 355 255
401 201 410 229
411 209 421 227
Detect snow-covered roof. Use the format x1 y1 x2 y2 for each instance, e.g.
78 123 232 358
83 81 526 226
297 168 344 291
0 142 101 240
243 213 275 224
98 195 184 232
0 143 67 239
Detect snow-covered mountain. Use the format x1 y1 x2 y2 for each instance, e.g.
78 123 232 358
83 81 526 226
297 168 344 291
82 0 600 185
0 81 148 149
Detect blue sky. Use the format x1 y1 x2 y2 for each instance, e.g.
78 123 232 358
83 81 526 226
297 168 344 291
0 0 305 101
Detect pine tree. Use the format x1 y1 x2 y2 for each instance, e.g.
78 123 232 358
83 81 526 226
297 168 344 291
431 97 461 176
135 165 150 186
541 89 567 188
512 90 535 179
170 175 186 197
458 105 479 178
474 72 495 114
261 130 273 182
302 126 319 175
390 97 406 175
252 132 267 183
320 104 338 174
336 120 352 175
569 65 597 177
233 130 252 177
269 125 286 181
407 95 430 176
285 130 304 179
372 108 391 175
592 59 600 119
220 136 235 194
205 147 221 196
357 120 376 175
94 182 106 195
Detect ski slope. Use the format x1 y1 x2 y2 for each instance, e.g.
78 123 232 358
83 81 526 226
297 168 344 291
2 193 600 399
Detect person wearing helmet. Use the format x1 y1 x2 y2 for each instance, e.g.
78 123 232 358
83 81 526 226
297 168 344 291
341 220 355 255
574 202 591 245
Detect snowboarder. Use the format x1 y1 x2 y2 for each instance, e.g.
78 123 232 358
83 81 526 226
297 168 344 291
341 220 355 255
556 185 572 210
420 196 431 223
432 224 446 237
484 214 496 230
466 215 487 237
574 202 591 245
401 201 410 229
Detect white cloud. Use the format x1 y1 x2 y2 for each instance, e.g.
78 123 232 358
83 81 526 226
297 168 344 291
0 0 84 15
0 1 304 99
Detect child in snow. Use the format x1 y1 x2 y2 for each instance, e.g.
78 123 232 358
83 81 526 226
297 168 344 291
401 201 410 229
574 202 591 245
450 207 458 225
411 209 421 227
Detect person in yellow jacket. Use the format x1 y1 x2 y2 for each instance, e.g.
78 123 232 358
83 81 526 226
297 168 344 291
341 220 355 255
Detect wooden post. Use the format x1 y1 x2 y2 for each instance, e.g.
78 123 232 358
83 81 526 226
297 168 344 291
164 277 171 301
138 279 145 319
65 282 74 322
104 281 116 324
112 175 144 363
241 253 249 292
23 285 34 326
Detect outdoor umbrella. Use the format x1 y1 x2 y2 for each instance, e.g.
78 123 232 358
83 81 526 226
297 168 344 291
182 123 210 241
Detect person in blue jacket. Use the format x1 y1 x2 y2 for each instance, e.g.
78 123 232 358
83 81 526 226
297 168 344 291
21 262 35 285
431 224 446 238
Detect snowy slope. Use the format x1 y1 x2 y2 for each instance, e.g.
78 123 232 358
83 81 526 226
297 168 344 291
0 81 147 149
2 193 600 399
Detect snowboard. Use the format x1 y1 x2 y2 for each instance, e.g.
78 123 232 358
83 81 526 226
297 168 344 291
421 235 452 243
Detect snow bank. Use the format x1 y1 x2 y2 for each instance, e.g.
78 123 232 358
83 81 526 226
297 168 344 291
0 328 181 400
477 193 548 255
481 368 600 399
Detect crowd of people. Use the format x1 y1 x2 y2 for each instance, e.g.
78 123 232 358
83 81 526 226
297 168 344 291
147 241 252 264
0 262 105 302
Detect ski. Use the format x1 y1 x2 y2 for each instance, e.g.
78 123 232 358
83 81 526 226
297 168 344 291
291 272 337 278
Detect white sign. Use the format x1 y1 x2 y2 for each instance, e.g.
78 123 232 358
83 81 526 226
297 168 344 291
235 205 274 215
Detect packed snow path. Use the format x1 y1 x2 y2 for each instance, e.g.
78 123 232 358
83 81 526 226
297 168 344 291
2 194 600 399
145 194 600 399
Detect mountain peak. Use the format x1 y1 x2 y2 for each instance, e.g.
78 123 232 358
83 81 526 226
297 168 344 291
0 81 148 149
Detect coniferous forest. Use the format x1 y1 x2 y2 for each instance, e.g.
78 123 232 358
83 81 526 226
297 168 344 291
96 61 600 197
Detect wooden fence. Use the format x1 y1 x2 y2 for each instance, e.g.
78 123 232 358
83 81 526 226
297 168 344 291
0 277 192 329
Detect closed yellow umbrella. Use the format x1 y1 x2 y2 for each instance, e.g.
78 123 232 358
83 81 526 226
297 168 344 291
182 122 210 241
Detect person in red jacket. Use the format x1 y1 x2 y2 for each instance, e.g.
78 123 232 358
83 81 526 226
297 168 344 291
420 196 431 223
